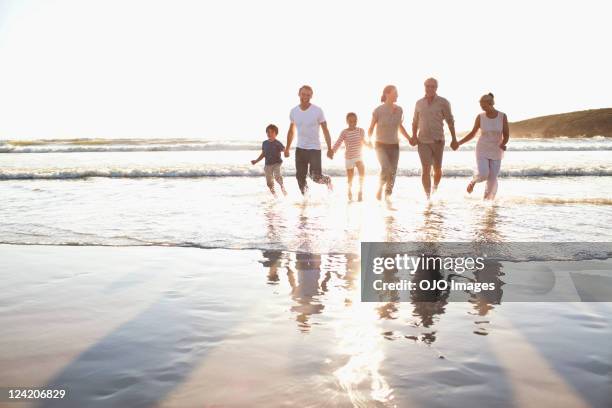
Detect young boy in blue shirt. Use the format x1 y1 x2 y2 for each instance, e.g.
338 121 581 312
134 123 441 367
251 124 287 196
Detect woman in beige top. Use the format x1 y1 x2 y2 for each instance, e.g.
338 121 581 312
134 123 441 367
368 85 412 200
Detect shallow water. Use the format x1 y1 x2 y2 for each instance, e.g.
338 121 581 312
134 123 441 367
1 140 611 251
1 176 611 252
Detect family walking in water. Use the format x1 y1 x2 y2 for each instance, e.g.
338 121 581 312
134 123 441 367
251 78 509 201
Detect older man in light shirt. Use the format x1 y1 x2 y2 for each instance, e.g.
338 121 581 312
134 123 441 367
411 78 457 198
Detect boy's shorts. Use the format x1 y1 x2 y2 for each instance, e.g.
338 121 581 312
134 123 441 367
345 156 363 170
264 163 282 185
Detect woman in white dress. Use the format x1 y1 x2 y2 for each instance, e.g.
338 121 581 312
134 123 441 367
452 93 509 199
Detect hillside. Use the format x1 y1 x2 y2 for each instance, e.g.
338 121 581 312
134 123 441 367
509 108 612 138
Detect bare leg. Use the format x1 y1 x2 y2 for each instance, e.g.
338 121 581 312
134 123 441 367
267 182 277 197
433 166 442 192
272 164 287 195
421 165 432 198
356 161 365 201
467 180 476 193
346 168 354 201
469 156 490 195
275 175 287 196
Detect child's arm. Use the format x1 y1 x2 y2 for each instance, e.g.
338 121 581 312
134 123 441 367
251 151 265 165
331 132 345 156
360 128 371 148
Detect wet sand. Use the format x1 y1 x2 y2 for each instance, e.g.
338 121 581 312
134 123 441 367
0 245 611 408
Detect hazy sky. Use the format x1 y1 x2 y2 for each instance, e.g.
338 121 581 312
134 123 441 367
0 0 610 140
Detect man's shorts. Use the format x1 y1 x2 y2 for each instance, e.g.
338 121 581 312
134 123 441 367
345 156 363 170
417 141 444 168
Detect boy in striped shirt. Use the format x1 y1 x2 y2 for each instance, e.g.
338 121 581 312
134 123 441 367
331 112 369 201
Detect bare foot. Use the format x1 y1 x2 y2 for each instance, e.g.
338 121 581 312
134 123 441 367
281 187 288 196
358 191 363 202
326 178 334 192
467 181 475 194
376 188 382 201
348 190 353 201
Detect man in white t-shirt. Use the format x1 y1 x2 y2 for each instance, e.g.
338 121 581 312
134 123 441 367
284 85 333 194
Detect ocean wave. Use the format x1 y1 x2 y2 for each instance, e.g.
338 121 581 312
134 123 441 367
2 166 611 180
1 137 611 153
506 197 612 206
0 142 259 153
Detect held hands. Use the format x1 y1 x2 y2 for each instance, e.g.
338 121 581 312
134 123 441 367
284 148 290 158
450 139 459 151
327 149 334 160
409 137 418 146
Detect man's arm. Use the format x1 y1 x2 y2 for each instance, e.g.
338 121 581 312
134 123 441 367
320 121 332 151
284 122 294 157
500 113 510 150
444 100 457 143
411 107 419 144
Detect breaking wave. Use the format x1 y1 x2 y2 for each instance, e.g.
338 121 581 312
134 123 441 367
2 166 611 180
1 136 611 153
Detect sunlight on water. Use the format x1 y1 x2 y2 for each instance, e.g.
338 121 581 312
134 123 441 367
332 279 394 406
1 175 611 250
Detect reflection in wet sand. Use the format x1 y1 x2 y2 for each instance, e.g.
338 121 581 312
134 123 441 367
261 250 283 284
253 200 612 407
473 203 505 243
287 254 327 331
263 201 287 245
256 247 612 407
0 245 606 407
410 256 449 338
332 258 394 407
416 201 447 242
257 250 396 405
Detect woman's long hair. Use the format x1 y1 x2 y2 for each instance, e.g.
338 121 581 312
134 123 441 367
381 85 396 103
